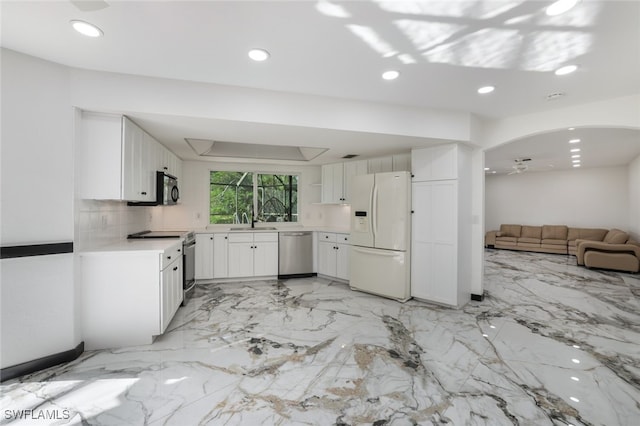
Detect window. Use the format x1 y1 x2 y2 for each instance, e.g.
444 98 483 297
210 171 298 224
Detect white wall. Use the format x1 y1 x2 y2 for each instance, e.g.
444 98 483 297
479 95 640 150
1 49 73 245
629 155 640 240
485 166 630 231
154 160 326 230
1 49 80 369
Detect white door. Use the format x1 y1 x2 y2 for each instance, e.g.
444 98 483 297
254 241 278 276
343 160 367 203
374 172 410 251
411 180 458 305
350 174 374 248
318 241 337 276
228 242 254 277
213 234 228 278
195 234 214 279
336 242 350 280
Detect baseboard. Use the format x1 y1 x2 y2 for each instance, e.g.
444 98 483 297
1 341 84 382
471 293 484 301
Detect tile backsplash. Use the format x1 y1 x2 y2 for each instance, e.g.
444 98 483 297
77 200 153 251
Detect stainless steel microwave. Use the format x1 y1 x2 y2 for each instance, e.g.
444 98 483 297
157 171 179 205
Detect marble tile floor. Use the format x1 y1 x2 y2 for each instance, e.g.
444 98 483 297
1 249 639 425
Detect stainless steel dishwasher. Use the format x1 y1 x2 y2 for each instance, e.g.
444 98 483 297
278 231 314 278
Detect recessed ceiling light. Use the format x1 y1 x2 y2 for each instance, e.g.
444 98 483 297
70 20 103 37
570 396 580 403
568 127 575 131
477 85 495 94
248 48 270 61
573 164 581 168
555 64 578 76
570 148 581 153
572 159 581 163
569 138 581 143
546 0 580 16
572 154 581 158
484 167 490 171
382 70 400 80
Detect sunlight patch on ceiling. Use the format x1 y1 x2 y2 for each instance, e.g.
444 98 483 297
186 139 328 161
520 30 591 72
347 24 398 58
315 0 351 18
394 20 464 52
423 28 522 69
374 0 525 20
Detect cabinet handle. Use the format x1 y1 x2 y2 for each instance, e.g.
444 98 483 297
225 236 228 240
141 191 147 195
210 237 213 240
173 266 178 271
167 256 171 259
164 167 168 170
177 249 181 252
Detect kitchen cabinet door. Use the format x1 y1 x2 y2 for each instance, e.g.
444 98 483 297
160 257 182 333
336 242 350 281
213 234 228 278
321 163 345 203
228 242 254 278
195 234 214 279
392 153 411 172
122 117 154 202
343 160 368 203
318 240 337 277
254 241 278 276
411 180 459 306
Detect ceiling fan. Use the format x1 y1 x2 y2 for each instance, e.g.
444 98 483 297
508 158 532 175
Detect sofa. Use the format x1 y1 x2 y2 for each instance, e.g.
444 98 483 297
576 230 640 273
486 224 639 273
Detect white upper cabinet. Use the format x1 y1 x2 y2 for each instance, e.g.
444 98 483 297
321 163 345 203
322 160 367 204
79 111 182 202
412 145 459 181
343 160 368 203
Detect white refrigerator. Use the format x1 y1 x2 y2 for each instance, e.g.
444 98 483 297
349 171 411 301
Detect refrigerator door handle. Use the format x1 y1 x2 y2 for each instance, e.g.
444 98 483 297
353 246 400 257
372 184 378 241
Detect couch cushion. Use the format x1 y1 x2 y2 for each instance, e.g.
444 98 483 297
542 225 568 240
499 224 522 238
496 236 518 243
521 226 542 239
603 229 629 244
518 237 541 244
567 228 608 242
541 238 567 245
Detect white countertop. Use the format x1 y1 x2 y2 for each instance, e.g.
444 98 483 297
194 226 350 234
80 237 184 255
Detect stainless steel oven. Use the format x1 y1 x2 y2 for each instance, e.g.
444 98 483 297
182 232 196 305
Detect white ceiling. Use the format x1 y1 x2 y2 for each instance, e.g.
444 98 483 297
1 0 639 167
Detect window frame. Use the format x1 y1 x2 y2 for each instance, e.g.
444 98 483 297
208 169 300 227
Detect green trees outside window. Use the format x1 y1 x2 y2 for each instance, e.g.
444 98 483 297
210 171 298 224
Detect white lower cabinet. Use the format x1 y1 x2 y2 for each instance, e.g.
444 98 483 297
195 233 214 279
317 232 350 280
213 233 229 278
227 232 278 278
81 242 183 350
